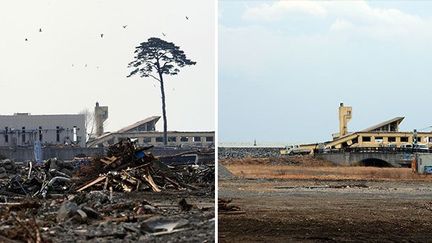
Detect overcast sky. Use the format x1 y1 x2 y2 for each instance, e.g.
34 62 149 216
219 0 432 145
0 0 215 133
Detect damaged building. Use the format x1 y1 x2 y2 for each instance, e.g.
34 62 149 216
87 116 214 148
0 113 86 147
87 103 214 148
299 103 432 152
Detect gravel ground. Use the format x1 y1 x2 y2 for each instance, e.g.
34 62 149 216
218 147 282 159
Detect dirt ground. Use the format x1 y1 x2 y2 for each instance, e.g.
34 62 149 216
219 159 432 242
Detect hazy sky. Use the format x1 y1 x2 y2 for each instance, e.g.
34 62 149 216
0 0 215 133
219 0 432 144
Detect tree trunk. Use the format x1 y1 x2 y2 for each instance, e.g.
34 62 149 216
158 71 168 145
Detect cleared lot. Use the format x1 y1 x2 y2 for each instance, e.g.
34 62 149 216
219 159 432 242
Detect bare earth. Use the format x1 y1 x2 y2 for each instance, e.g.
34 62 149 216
219 159 432 242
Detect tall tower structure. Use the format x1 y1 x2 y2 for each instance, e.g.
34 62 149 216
338 103 352 138
95 102 108 137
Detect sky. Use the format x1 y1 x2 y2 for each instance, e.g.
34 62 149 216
219 0 432 145
0 0 215 133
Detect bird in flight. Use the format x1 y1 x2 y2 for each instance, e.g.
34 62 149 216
25 38 28 41
162 33 166 37
123 25 127 29
185 16 189 20
100 34 104 38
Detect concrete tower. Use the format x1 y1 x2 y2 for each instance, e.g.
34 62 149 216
94 102 108 137
338 103 352 138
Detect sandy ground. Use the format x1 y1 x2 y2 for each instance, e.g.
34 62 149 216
219 160 432 242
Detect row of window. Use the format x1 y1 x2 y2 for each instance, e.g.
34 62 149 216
142 136 214 144
361 136 427 143
4 126 77 144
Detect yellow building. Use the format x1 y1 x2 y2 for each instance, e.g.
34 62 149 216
329 103 432 149
299 103 432 152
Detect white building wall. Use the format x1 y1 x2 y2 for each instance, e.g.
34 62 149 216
0 114 86 147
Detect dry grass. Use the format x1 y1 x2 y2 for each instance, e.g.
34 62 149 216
226 164 432 181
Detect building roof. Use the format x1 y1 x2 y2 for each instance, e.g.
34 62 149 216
361 117 404 132
117 116 160 133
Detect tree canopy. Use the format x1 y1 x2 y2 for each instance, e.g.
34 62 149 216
127 37 196 80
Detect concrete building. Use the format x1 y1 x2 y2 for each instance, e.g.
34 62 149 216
0 113 86 147
94 102 108 137
87 116 214 148
300 103 432 152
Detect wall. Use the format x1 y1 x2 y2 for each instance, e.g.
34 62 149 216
88 131 215 148
315 152 413 167
415 153 432 174
0 147 104 161
0 114 86 147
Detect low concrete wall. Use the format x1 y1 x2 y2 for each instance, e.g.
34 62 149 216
315 152 414 167
0 146 212 161
415 153 432 174
315 153 352 166
0 147 105 161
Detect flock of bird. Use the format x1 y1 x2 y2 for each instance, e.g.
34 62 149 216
23 16 190 70
24 16 189 69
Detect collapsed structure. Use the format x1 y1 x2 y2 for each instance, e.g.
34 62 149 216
0 138 215 242
88 102 214 148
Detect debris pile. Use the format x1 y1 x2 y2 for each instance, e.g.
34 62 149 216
76 138 214 193
0 138 215 242
218 198 244 214
0 159 17 178
0 158 73 198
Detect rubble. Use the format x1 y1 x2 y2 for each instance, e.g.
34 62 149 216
218 198 244 214
0 138 215 242
75 138 214 193
218 147 282 159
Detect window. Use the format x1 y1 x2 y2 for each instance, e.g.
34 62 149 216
205 136 214 142
22 127 25 143
401 137 408 142
374 137 383 143
56 126 60 142
362 136 371 142
388 137 396 142
194 136 201 142
180 137 189 142
417 137 423 143
143 137 152 143
156 137 163 143
73 126 77 143
39 126 43 141
168 136 176 142
4 127 8 143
